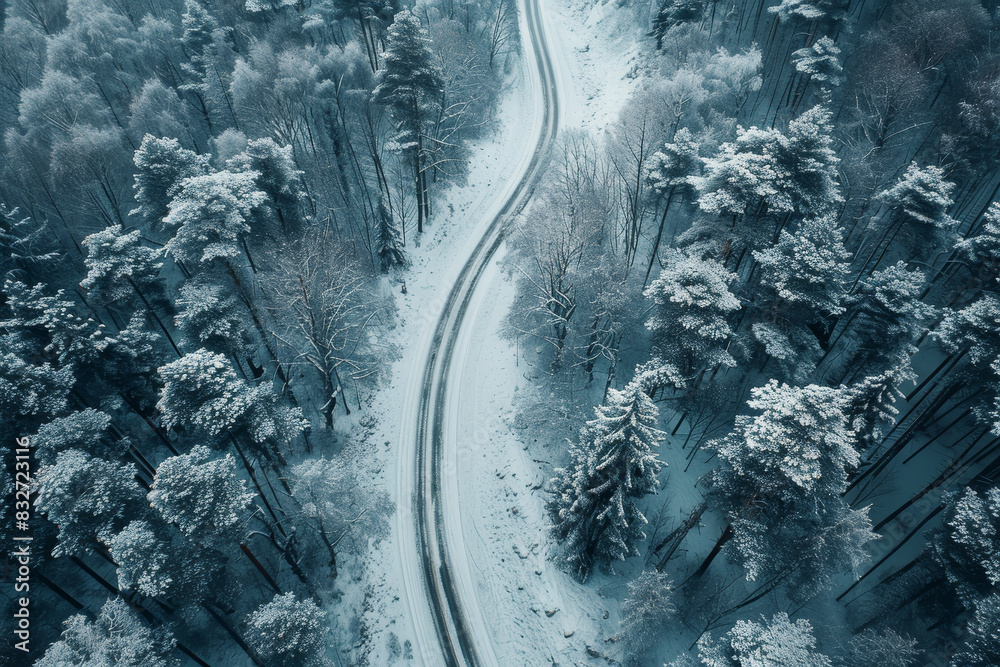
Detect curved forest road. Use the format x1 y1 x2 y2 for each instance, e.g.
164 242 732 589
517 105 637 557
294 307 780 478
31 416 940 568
395 0 560 665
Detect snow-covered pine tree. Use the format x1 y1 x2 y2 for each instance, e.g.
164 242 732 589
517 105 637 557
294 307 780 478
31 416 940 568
692 106 840 264
792 37 844 87
929 486 1000 607
34 597 179 667
644 127 701 284
643 249 740 391
81 224 167 310
1 280 106 369
840 262 935 380
694 124 795 254
952 594 1000 667
175 275 256 356
880 163 957 232
107 519 220 607
33 449 144 557
148 445 254 547
937 293 1000 370
157 349 306 457
97 313 169 404
245 592 328 667
844 364 914 452
705 381 877 595
32 409 115 465
751 213 850 382
619 570 676 660
0 204 58 283
956 202 1000 280
178 0 235 128
162 170 267 268
327 0 398 71
375 201 406 273
784 105 842 216
0 352 74 440
647 128 701 202
650 0 705 50
226 138 305 235
373 10 444 233
934 293 1000 434
550 382 665 582
711 383 857 504
674 612 832 667
755 216 851 317
875 162 957 262
131 134 210 231
769 0 849 25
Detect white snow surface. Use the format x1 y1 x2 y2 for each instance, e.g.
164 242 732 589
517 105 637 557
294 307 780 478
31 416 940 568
346 1 647 664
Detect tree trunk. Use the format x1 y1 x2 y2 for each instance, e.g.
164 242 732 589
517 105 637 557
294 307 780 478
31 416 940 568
693 524 732 578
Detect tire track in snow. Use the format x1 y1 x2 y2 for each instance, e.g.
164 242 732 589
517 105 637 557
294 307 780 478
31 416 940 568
410 0 560 664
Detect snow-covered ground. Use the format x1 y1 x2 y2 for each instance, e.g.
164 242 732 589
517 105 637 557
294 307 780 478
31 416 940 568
340 1 650 664
337 5 544 663
442 3 650 664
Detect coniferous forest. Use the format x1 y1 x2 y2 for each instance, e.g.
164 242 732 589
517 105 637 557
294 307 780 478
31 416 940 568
2 0 1000 664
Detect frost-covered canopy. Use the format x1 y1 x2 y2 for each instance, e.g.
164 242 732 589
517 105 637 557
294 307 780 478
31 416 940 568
148 445 254 543
644 249 740 382
245 593 327 667
35 598 178 667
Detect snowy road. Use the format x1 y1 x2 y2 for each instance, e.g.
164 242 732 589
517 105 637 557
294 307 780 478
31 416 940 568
396 0 560 664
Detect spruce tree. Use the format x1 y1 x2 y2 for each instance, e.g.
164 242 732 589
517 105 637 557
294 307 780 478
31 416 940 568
642 249 740 391
706 381 876 596
375 201 405 273
373 10 443 233
550 382 665 581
